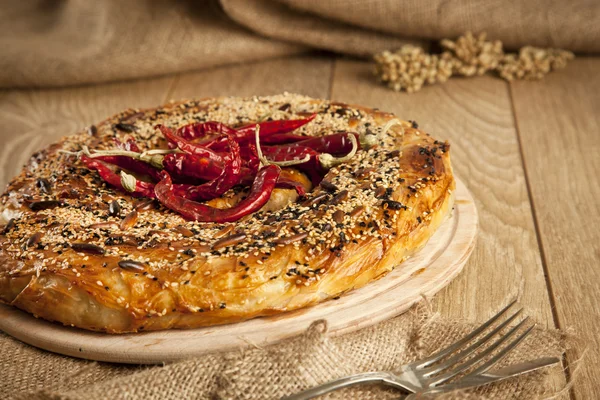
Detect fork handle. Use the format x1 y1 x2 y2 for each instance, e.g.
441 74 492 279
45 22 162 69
282 371 408 400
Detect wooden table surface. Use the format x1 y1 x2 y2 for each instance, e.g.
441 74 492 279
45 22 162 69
0 55 598 398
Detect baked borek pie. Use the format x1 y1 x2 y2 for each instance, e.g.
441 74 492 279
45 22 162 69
0 94 454 333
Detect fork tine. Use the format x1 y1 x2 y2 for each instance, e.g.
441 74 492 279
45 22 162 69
464 324 536 377
421 308 523 377
428 317 532 387
415 299 517 368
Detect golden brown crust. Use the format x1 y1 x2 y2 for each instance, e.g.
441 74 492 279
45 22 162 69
0 94 454 333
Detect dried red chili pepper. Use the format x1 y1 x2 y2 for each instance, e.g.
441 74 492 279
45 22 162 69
260 133 308 145
177 121 237 141
155 165 281 223
114 138 141 152
240 143 260 174
207 114 316 150
257 134 359 185
237 174 306 196
260 145 320 162
155 124 225 163
81 156 155 198
162 153 222 182
275 177 307 196
173 134 242 201
93 155 162 182
256 145 321 184
237 114 316 136
288 132 376 156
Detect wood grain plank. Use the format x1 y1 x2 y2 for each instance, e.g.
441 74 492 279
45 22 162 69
0 76 175 188
511 58 600 399
168 55 333 100
330 59 566 393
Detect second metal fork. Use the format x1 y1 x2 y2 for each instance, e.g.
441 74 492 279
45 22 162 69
284 300 549 399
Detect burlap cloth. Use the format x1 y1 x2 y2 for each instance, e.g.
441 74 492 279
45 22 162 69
1 0 599 88
1 299 582 399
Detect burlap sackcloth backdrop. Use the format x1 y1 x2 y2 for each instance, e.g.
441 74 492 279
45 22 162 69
0 0 598 88
1 299 583 400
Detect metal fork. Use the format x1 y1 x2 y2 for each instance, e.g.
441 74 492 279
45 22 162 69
403 356 560 398
284 300 557 399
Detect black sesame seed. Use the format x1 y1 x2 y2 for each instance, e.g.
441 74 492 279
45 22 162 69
114 123 137 132
383 200 407 210
25 232 42 249
319 180 339 193
28 200 64 211
118 259 146 272
183 248 195 257
71 243 106 255
1 219 15 235
87 125 98 136
330 190 349 205
36 178 51 194
109 200 121 217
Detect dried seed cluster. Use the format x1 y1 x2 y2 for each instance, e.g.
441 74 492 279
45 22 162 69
374 32 574 92
497 46 575 81
373 45 454 93
441 32 504 77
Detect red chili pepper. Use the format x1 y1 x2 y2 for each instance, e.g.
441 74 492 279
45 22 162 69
114 138 141 152
207 114 316 150
287 132 360 156
237 173 306 196
241 143 260 174
155 165 281 223
260 133 308 145
259 135 359 186
155 124 225 163
162 153 222 182
237 114 316 135
177 121 237 141
81 156 155 198
162 148 256 184
173 134 242 201
257 145 322 185
275 177 307 196
260 145 320 161
93 155 162 182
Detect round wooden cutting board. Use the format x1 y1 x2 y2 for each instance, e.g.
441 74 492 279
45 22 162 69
0 178 477 364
